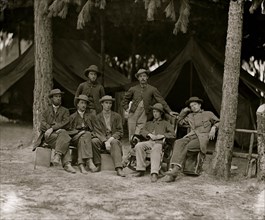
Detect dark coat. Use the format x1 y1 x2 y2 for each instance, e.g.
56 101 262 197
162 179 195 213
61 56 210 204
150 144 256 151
94 111 123 143
140 118 176 140
33 105 70 151
75 80 105 114
68 111 97 141
122 84 171 119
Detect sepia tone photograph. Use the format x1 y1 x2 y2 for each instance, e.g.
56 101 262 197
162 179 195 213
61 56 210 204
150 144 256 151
0 0 265 219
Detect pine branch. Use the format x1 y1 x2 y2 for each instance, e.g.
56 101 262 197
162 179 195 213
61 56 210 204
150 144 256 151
77 0 93 30
173 0 190 35
164 0 176 21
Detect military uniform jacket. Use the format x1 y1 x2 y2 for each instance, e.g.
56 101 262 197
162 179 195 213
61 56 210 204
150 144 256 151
122 84 171 119
178 110 220 154
75 80 105 113
140 118 176 140
94 111 123 143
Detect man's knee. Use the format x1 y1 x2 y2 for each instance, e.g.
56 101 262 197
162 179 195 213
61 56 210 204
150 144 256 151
92 138 102 147
58 130 71 143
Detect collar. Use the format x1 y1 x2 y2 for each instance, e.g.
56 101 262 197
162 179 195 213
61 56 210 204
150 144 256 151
140 83 147 88
152 118 163 122
52 104 60 109
77 110 85 117
102 110 111 115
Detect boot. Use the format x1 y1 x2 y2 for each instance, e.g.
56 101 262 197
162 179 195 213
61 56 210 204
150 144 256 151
161 175 176 183
79 164 88 174
116 167 126 177
151 173 158 183
133 171 145 177
64 163 76 174
53 152 62 166
165 165 181 177
86 159 98 173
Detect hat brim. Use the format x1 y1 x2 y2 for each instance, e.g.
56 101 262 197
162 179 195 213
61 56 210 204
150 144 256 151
100 98 115 103
151 106 165 113
48 92 64 98
185 99 203 106
135 72 149 78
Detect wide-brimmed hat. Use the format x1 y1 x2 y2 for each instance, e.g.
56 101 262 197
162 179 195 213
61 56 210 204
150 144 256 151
99 95 115 103
151 103 165 113
74 94 89 106
135 68 150 78
185 97 203 106
48 89 64 98
84 65 102 77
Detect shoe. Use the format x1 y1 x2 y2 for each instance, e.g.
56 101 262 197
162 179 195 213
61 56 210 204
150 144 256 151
165 165 181 177
87 160 98 173
133 171 145 177
151 173 158 183
53 152 62 166
64 163 76 173
116 168 126 177
161 175 176 183
79 164 88 174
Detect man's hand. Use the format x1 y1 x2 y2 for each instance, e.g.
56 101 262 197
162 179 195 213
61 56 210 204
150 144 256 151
44 128 53 139
147 133 156 140
183 107 191 113
169 111 179 117
105 141 111 151
56 129 62 134
78 130 86 136
209 126 217 140
155 134 165 140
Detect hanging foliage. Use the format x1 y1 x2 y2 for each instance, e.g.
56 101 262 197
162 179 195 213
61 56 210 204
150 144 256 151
164 0 176 21
173 0 190 35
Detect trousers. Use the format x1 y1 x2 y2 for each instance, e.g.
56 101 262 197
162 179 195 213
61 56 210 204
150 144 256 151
135 140 163 174
45 129 71 166
170 134 200 167
92 138 123 168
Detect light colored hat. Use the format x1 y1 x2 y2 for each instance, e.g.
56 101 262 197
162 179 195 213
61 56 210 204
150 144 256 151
84 65 102 77
74 94 89 107
135 68 150 78
151 103 165 113
99 95 115 103
185 97 203 106
48 89 64 98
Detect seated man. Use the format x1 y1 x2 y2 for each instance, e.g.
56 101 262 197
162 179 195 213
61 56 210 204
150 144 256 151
68 94 100 174
133 103 176 183
38 89 76 173
163 96 219 182
92 95 126 177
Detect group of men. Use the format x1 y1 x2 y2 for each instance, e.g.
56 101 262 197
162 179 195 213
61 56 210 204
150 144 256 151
35 64 220 183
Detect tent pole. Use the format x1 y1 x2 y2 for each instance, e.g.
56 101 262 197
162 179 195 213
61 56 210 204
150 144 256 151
189 61 193 96
17 22 21 56
100 10 105 87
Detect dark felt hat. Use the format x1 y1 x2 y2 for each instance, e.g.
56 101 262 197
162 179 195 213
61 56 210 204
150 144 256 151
135 68 150 78
185 97 203 106
84 65 102 77
48 89 64 98
74 94 89 107
151 103 165 113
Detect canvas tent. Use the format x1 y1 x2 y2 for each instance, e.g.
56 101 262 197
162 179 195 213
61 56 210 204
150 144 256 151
123 37 265 148
0 39 129 119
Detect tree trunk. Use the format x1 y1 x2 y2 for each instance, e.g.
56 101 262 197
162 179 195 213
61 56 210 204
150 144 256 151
211 0 244 180
33 0 53 141
257 104 265 181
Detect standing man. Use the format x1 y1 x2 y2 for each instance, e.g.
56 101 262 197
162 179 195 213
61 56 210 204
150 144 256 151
68 94 101 174
92 95 126 177
122 68 176 141
75 65 105 114
163 97 220 182
39 89 76 173
133 103 175 182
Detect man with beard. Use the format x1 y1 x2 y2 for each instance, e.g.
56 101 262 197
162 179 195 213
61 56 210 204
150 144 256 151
68 94 101 174
75 65 105 114
122 68 176 142
39 89 76 173
92 95 125 177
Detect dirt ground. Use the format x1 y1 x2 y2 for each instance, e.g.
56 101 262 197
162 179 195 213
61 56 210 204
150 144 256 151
0 122 264 220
